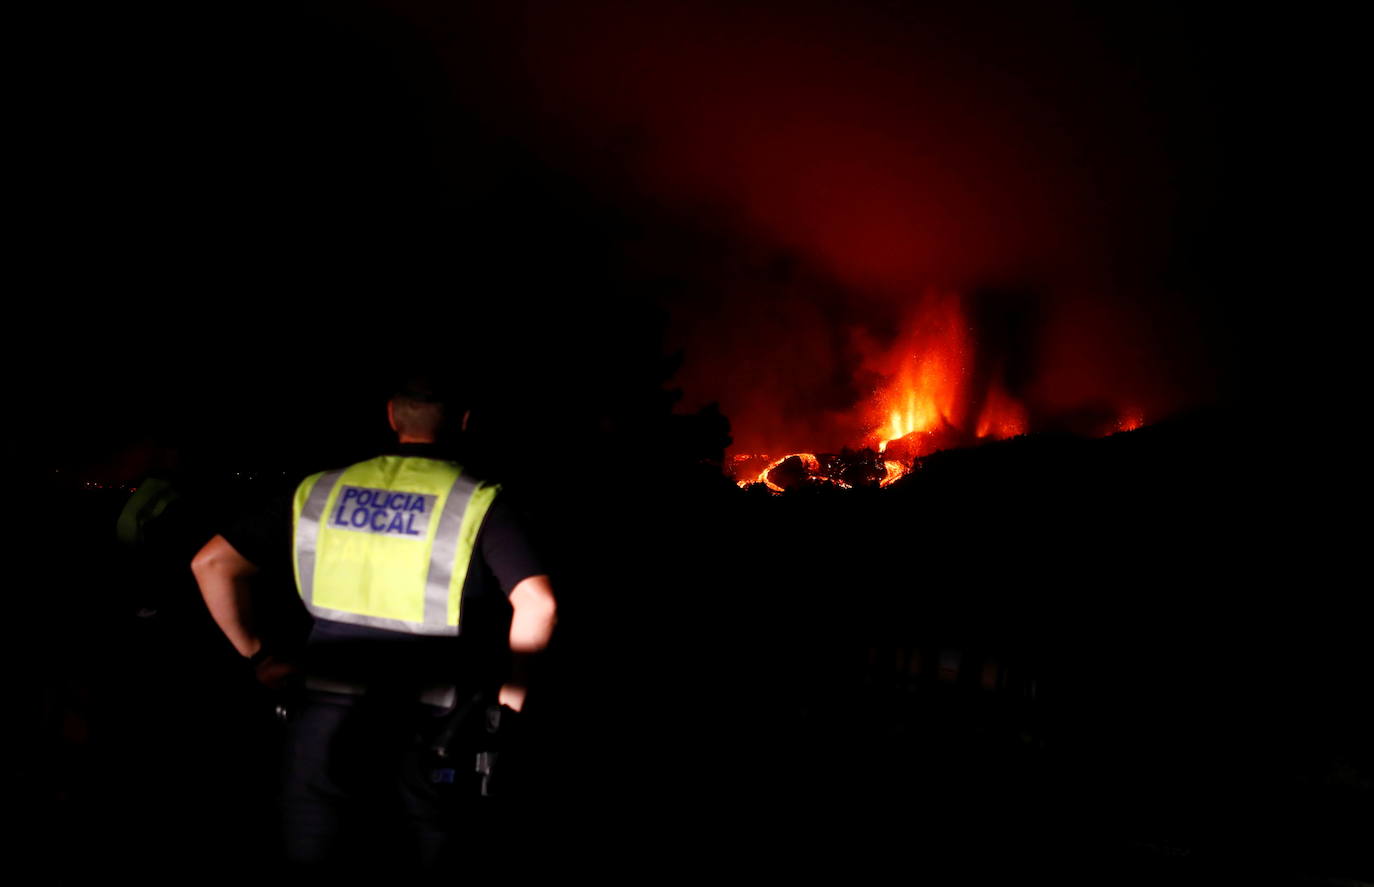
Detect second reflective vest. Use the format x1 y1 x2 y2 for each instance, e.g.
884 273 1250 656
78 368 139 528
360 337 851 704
291 455 500 635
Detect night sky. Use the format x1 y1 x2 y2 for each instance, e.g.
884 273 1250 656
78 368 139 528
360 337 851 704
31 0 1273 472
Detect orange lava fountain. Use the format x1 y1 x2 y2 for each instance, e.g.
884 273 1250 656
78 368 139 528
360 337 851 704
871 291 971 456
728 290 1146 491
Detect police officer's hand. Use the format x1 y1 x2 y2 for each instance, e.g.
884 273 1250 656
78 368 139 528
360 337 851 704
253 654 298 690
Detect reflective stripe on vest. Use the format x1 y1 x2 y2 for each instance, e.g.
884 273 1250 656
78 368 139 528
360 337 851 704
291 456 500 636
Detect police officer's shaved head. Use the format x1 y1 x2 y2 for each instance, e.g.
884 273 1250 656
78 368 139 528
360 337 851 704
388 376 463 441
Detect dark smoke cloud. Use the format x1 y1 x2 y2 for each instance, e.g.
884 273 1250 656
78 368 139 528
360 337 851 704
393 0 1223 452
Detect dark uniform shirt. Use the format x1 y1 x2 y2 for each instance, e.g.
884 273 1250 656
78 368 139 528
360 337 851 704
222 443 544 692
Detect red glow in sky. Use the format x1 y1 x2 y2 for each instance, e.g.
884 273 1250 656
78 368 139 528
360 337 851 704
398 0 1221 452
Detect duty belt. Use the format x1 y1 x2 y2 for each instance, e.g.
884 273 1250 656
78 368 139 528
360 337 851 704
302 676 458 709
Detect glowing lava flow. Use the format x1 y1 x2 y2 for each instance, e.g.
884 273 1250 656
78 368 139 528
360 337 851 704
731 292 1016 490
744 453 819 492
725 291 1149 492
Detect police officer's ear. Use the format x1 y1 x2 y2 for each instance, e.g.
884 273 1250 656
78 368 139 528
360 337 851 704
387 400 400 434
462 409 471 432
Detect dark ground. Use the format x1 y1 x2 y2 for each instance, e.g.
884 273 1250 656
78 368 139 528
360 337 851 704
28 410 1370 885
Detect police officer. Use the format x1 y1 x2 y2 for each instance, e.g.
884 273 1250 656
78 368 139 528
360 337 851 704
191 378 557 870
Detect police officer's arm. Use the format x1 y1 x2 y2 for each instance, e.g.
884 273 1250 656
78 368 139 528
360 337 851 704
191 534 264 659
500 574 557 712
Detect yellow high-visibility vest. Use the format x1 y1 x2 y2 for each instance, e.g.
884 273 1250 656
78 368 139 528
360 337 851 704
291 455 500 635
116 476 181 546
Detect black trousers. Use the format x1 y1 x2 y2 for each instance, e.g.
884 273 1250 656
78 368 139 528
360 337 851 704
279 692 494 872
